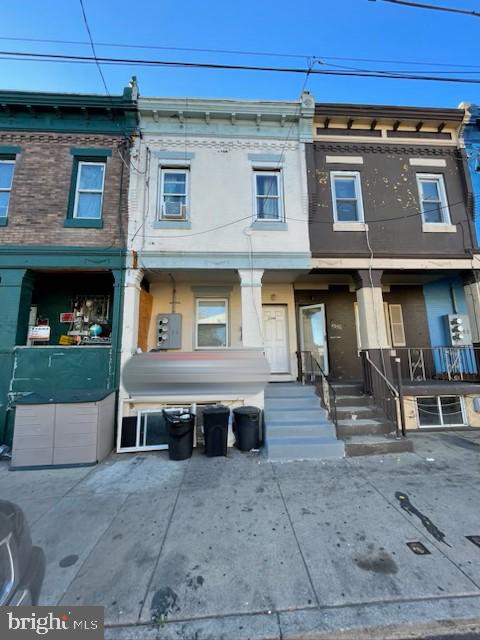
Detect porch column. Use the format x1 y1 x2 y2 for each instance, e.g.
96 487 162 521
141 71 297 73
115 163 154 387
354 270 389 349
238 269 264 348
238 268 265 410
0 269 34 444
463 272 480 346
119 268 144 367
354 269 390 380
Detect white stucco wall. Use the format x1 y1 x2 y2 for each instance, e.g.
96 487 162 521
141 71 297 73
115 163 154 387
127 96 314 265
129 136 310 257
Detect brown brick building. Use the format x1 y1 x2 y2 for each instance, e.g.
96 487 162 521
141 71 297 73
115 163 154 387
0 83 137 452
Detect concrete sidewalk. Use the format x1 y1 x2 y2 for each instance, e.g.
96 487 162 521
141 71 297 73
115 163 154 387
2 430 480 639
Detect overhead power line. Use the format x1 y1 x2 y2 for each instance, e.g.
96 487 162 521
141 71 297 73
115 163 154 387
0 34 479 70
369 0 480 17
2 50 480 84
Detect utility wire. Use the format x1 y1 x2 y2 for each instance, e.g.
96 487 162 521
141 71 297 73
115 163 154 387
132 195 478 239
369 0 480 17
3 49 480 84
1 34 479 69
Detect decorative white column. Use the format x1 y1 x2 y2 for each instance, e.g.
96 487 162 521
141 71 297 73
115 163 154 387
238 268 265 411
354 270 389 349
237 269 264 348
120 268 145 365
117 268 144 450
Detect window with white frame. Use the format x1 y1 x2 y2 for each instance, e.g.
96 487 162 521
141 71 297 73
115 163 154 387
331 171 364 223
0 159 15 218
416 395 466 428
416 174 450 224
159 169 189 220
73 161 105 219
195 299 228 348
254 170 282 221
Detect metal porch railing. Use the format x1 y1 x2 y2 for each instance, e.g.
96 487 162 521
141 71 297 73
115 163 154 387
297 350 338 437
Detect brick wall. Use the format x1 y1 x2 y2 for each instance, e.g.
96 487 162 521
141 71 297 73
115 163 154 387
0 132 130 247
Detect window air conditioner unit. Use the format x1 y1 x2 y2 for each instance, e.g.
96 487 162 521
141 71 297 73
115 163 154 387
162 202 187 220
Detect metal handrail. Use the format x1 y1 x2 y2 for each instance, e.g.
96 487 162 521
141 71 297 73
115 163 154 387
361 351 405 438
364 352 399 398
296 350 338 435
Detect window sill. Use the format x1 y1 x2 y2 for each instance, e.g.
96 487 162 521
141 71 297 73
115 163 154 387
251 220 288 230
333 222 368 232
422 223 456 233
64 218 103 229
0 217 8 227
153 220 192 229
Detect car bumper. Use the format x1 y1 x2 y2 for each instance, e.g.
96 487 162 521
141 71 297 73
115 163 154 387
10 546 45 606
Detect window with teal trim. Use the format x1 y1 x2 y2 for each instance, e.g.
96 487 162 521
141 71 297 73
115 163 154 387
0 159 15 220
65 149 111 229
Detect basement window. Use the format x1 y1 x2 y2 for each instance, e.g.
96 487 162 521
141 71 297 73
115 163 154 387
416 396 466 428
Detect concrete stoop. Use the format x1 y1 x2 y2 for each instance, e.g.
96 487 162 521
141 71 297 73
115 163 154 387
332 381 414 457
264 383 345 461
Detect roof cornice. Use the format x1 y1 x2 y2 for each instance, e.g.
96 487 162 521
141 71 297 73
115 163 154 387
315 103 464 123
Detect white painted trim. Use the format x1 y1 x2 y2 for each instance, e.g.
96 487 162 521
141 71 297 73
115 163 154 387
415 395 467 429
252 169 283 222
330 170 365 224
311 257 477 270
409 158 447 167
194 298 229 349
158 167 189 221
326 155 364 165
333 222 368 232
73 161 105 220
416 173 451 225
0 159 15 218
422 223 457 233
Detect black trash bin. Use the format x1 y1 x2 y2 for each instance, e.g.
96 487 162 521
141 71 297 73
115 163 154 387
163 411 195 461
233 406 260 452
203 405 230 457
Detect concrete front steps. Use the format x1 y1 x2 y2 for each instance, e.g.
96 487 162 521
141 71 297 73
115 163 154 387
264 383 345 461
332 381 414 457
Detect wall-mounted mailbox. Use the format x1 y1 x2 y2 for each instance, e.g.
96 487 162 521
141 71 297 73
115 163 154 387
156 313 182 349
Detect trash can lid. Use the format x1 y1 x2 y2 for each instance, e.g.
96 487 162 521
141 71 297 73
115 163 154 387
233 406 260 416
203 405 230 415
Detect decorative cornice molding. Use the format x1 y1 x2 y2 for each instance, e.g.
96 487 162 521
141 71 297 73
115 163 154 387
311 142 458 156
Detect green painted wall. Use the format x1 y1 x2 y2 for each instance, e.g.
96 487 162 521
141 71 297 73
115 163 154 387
0 252 126 445
11 347 114 394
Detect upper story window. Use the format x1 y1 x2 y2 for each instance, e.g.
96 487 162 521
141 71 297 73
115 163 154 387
159 169 189 220
331 171 364 223
254 170 282 221
0 159 15 219
195 298 228 349
73 161 105 220
416 174 450 224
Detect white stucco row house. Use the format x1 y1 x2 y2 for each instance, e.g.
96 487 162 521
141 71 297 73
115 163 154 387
117 92 316 452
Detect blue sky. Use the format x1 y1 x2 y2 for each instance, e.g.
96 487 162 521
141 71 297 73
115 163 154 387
1 0 479 107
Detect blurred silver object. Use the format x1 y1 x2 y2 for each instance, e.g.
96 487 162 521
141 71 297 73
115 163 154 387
122 349 270 396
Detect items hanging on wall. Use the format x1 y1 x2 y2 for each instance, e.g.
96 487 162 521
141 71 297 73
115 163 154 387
64 294 112 345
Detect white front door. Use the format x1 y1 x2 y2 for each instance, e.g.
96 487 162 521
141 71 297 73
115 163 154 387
262 305 289 373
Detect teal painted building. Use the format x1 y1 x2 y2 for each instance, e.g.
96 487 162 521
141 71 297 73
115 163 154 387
0 82 138 445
